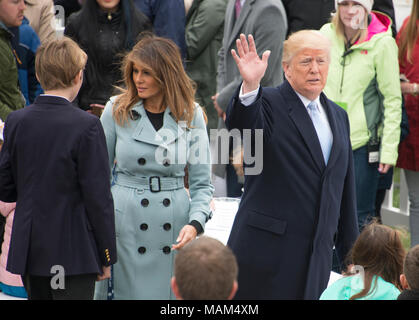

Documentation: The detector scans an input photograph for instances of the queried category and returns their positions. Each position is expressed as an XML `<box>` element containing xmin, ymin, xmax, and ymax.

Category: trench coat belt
<box><xmin>114</xmin><ymin>174</ymin><xmax>184</xmax><ymax>192</ymax></box>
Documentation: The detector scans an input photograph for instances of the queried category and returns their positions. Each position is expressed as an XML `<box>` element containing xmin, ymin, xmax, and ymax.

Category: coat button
<box><xmin>141</xmin><ymin>198</ymin><xmax>149</xmax><ymax>207</ymax></box>
<box><xmin>140</xmin><ymin>223</ymin><xmax>148</xmax><ymax>231</ymax></box>
<box><xmin>163</xmin><ymin>198</ymin><xmax>170</xmax><ymax>207</ymax></box>
<box><xmin>162</xmin><ymin>246</ymin><xmax>171</xmax><ymax>254</ymax></box>
<box><xmin>138</xmin><ymin>158</ymin><xmax>146</xmax><ymax>165</ymax></box>
<box><xmin>163</xmin><ymin>159</ymin><xmax>170</xmax><ymax>167</ymax></box>
<box><xmin>163</xmin><ymin>223</ymin><xmax>171</xmax><ymax>231</ymax></box>
<box><xmin>138</xmin><ymin>246</ymin><xmax>146</xmax><ymax>254</ymax></box>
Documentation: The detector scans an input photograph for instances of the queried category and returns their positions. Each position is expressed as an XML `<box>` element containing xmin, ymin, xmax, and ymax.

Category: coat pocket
<box><xmin>246</xmin><ymin>211</ymin><xmax>287</xmax><ymax>236</ymax></box>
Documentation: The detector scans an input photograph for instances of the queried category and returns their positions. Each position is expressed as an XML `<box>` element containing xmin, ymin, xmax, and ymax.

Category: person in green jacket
<box><xmin>185</xmin><ymin>0</ymin><xmax>228</xmax><ymax>131</ymax></box>
<box><xmin>320</xmin><ymin>222</ymin><xmax>405</xmax><ymax>300</ymax></box>
<box><xmin>320</xmin><ymin>0</ymin><xmax>402</xmax><ymax>231</ymax></box>
<box><xmin>0</xmin><ymin>0</ymin><xmax>26</xmax><ymax>121</ymax></box>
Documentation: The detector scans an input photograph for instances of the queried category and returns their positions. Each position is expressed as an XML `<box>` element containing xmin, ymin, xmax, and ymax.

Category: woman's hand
<box><xmin>231</xmin><ymin>34</ymin><xmax>270</xmax><ymax>94</ymax></box>
<box><xmin>172</xmin><ymin>225</ymin><xmax>197</xmax><ymax>250</ymax></box>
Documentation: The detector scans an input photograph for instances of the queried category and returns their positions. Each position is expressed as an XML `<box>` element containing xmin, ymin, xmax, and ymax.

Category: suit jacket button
<box><xmin>162</xmin><ymin>246</ymin><xmax>171</xmax><ymax>254</ymax></box>
<box><xmin>138</xmin><ymin>158</ymin><xmax>146</xmax><ymax>165</ymax></box>
<box><xmin>140</xmin><ymin>223</ymin><xmax>148</xmax><ymax>231</ymax></box>
<box><xmin>141</xmin><ymin>198</ymin><xmax>149</xmax><ymax>207</ymax></box>
<box><xmin>163</xmin><ymin>198</ymin><xmax>170</xmax><ymax>207</ymax></box>
<box><xmin>138</xmin><ymin>246</ymin><xmax>146</xmax><ymax>254</ymax></box>
<box><xmin>163</xmin><ymin>223</ymin><xmax>171</xmax><ymax>231</ymax></box>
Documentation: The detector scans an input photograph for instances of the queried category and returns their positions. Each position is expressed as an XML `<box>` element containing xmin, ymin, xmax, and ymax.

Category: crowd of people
<box><xmin>0</xmin><ymin>0</ymin><xmax>418</xmax><ymax>301</ymax></box>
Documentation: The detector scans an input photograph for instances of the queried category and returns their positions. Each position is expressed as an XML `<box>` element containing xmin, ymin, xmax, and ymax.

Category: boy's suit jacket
<box><xmin>0</xmin><ymin>95</ymin><xmax>116</xmax><ymax>276</ymax></box>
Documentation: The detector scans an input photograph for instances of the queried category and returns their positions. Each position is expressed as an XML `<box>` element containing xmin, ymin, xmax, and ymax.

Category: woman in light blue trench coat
<box><xmin>94</xmin><ymin>34</ymin><xmax>214</xmax><ymax>300</ymax></box>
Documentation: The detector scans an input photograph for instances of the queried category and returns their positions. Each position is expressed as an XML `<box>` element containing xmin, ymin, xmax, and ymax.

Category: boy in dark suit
<box><xmin>0</xmin><ymin>37</ymin><xmax>117</xmax><ymax>300</ymax></box>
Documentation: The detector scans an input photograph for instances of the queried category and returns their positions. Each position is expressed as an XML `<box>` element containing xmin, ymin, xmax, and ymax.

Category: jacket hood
<box><xmin>355</xmin><ymin>11</ymin><xmax>392</xmax><ymax>45</ymax></box>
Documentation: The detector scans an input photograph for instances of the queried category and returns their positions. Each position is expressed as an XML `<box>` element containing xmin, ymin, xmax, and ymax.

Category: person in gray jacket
<box><xmin>185</xmin><ymin>0</ymin><xmax>228</xmax><ymax>131</ymax></box>
<box><xmin>212</xmin><ymin>0</ymin><xmax>287</xmax><ymax>196</ymax></box>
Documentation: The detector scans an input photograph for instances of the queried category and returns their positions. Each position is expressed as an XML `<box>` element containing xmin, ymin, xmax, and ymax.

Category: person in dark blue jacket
<box><xmin>9</xmin><ymin>17</ymin><xmax>43</xmax><ymax>105</ymax></box>
<box><xmin>133</xmin><ymin>0</ymin><xmax>187</xmax><ymax>59</ymax></box>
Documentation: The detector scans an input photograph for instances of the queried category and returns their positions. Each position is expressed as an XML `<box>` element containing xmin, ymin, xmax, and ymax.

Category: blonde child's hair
<box><xmin>35</xmin><ymin>37</ymin><xmax>87</xmax><ymax>91</ymax></box>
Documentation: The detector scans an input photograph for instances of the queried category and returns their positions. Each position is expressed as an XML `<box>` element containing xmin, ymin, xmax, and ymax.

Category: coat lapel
<box><xmin>223</xmin><ymin>0</ymin><xmax>236</xmax><ymax>47</ymax></box>
<box><xmin>131</xmin><ymin>101</ymin><xmax>185</xmax><ymax>148</ymax></box>
<box><xmin>321</xmin><ymin>94</ymin><xmax>342</xmax><ymax>171</ymax></box>
<box><xmin>227</xmin><ymin>0</ymin><xmax>256</xmax><ymax>49</ymax></box>
<box><xmin>283</xmin><ymin>82</ymin><xmax>326</xmax><ymax>173</ymax></box>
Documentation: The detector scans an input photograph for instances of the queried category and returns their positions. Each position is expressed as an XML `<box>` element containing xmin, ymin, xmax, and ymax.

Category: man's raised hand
<box><xmin>231</xmin><ymin>34</ymin><xmax>270</xmax><ymax>94</ymax></box>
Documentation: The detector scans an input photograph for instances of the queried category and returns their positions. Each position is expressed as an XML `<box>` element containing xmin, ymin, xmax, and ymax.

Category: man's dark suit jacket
<box><xmin>0</xmin><ymin>95</ymin><xmax>116</xmax><ymax>277</ymax></box>
<box><xmin>226</xmin><ymin>81</ymin><xmax>359</xmax><ymax>299</ymax></box>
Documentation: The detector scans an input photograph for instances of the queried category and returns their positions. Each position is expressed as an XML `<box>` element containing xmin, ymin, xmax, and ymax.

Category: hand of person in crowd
<box><xmin>400</xmin><ymin>81</ymin><xmax>418</xmax><ymax>96</ymax></box>
<box><xmin>172</xmin><ymin>225</ymin><xmax>197</xmax><ymax>250</ymax></box>
<box><xmin>96</xmin><ymin>265</ymin><xmax>111</xmax><ymax>281</ymax></box>
<box><xmin>212</xmin><ymin>93</ymin><xmax>226</xmax><ymax>120</ymax></box>
<box><xmin>231</xmin><ymin>33</ymin><xmax>270</xmax><ymax>94</ymax></box>
<box><xmin>378</xmin><ymin>163</ymin><xmax>392</xmax><ymax>174</ymax></box>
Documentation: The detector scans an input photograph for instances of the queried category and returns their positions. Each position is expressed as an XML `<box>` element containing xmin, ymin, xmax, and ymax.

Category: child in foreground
<box><xmin>320</xmin><ymin>222</ymin><xmax>405</xmax><ymax>300</ymax></box>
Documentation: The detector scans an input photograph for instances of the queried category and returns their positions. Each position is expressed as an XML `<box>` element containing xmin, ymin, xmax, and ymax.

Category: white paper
<box><xmin>204</xmin><ymin>197</ymin><xmax>240</xmax><ymax>245</ymax></box>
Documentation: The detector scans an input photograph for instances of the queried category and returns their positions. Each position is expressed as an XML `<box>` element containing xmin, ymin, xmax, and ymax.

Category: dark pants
<box><xmin>22</xmin><ymin>273</ymin><xmax>96</xmax><ymax>300</ymax></box>
<box><xmin>353</xmin><ymin>146</ymin><xmax>380</xmax><ymax>232</ymax></box>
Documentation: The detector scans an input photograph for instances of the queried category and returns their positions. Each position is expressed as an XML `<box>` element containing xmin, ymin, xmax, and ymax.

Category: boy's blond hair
<box><xmin>35</xmin><ymin>37</ymin><xmax>87</xmax><ymax>91</ymax></box>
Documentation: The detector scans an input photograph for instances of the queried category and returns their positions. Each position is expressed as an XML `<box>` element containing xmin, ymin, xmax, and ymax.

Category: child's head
<box><xmin>348</xmin><ymin>222</ymin><xmax>405</xmax><ymax>298</ymax></box>
<box><xmin>35</xmin><ymin>37</ymin><xmax>87</xmax><ymax>91</ymax></box>
<box><xmin>401</xmin><ymin>245</ymin><xmax>419</xmax><ymax>290</ymax></box>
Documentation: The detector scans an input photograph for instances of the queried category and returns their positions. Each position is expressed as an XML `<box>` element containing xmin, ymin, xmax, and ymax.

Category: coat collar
<box><xmin>33</xmin><ymin>95</ymin><xmax>73</xmax><ymax>107</ymax></box>
<box><xmin>130</xmin><ymin>100</ymin><xmax>186</xmax><ymax>147</ymax></box>
<box><xmin>281</xmin><ymin>81</ymin><xmax>341</xmax><ymax>173</ymax></box>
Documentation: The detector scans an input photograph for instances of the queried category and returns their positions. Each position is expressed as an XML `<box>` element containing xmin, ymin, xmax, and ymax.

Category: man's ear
<box><xmin>228</xmin><ymin>280</ymin><xmax>238</xmax><ymax>300</ymax></box>
<box><xmin>282</xmin><ymin>61</ymin><xmax>290</xmax><ymax>79</ymax></box>
<box><xmin>171</xmin><ymin>276</ymin><xmax>183</xmax><ymax>300</ymax></box>
<box><xmin>400</xmin><ymin>274</ymin><xmax>409</xmax><ymax>290</ymax></box>
<box><xmin>72</xmin><ymin>69</ymin><xmax>83</xmax><ymax>86</ymax></box>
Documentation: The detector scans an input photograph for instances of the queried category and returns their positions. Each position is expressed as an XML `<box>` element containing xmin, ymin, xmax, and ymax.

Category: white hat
<box><xmin>336</xmin><ymin>0</ymin><xmax>373</xmax><ymax>13</ymax></box>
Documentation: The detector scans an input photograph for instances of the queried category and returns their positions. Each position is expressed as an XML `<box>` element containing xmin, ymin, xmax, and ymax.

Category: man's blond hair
<box><xmin>35</xmin><ymin>37</ymin><xmax>87</xmax><ymax>91</ymax></box>
<box><xmin>282</xmin><ymin>30</ymin><xmax>331</xmax><ymax>64</ymax></box>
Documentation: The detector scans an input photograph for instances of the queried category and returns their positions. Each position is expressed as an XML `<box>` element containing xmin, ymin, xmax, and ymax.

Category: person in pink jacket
<box><xmin>0</xmin><ymin>201</ymin><xmax>27</xmax><ymax>298</ymax></box>
<box><xmin>0</xmin><ymin>125</ymin><xmax>27</xmax><ymax>298</ymax></box>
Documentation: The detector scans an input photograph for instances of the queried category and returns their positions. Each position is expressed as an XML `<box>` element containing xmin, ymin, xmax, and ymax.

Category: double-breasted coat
<box><xmin>226</xmin><ymin>82</ymin><xmax>359</xmax><ymax>300</ymax></box>
<box><xmin>94</xmin><ymin>97</ymin><xmax>214</xmax><ymax>299</ymax></box>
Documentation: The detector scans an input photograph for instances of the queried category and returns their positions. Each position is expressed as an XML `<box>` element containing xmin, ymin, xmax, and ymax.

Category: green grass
<box><xmin>393</xmin><ymin>226</ymin><xmax>411</xmax><ymax>252</ymax></box>
<box><xmin>392</xmin><ymin>167</ymin><xmax>401</xmax><ymax>208</ymax></box>
<box><xmin>387</xmin><ymin>168</ymin><xmax>411</xmax><ymax>250</ymax></box>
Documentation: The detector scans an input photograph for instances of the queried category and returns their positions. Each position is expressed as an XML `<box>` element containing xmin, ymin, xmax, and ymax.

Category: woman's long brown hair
<box><xmin>113</xmin><ymin>33</ymin><xmax>196</xmax><ymax>127</ymax></box>
<box><xmin>398</xmin><ymin>0</ymin><xmax>419</xmax><ymax>65</ymax></box>
<box><xmin>347</xmin><ymin>222</ymin><xmax>405</xmax><ymax>300</ymax></box>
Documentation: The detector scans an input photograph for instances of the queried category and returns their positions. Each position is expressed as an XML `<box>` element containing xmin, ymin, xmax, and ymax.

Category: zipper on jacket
<box><xmin>339</xmin><ymin>37</ymin><xmax>358</xmax><ymax>95</ymax></box>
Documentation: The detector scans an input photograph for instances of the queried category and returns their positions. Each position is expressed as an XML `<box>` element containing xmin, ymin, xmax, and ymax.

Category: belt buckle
<box><xmin>149</xmin><ymin>176</ymin><xmax>161</xmax><ymax>192</ymax></box>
